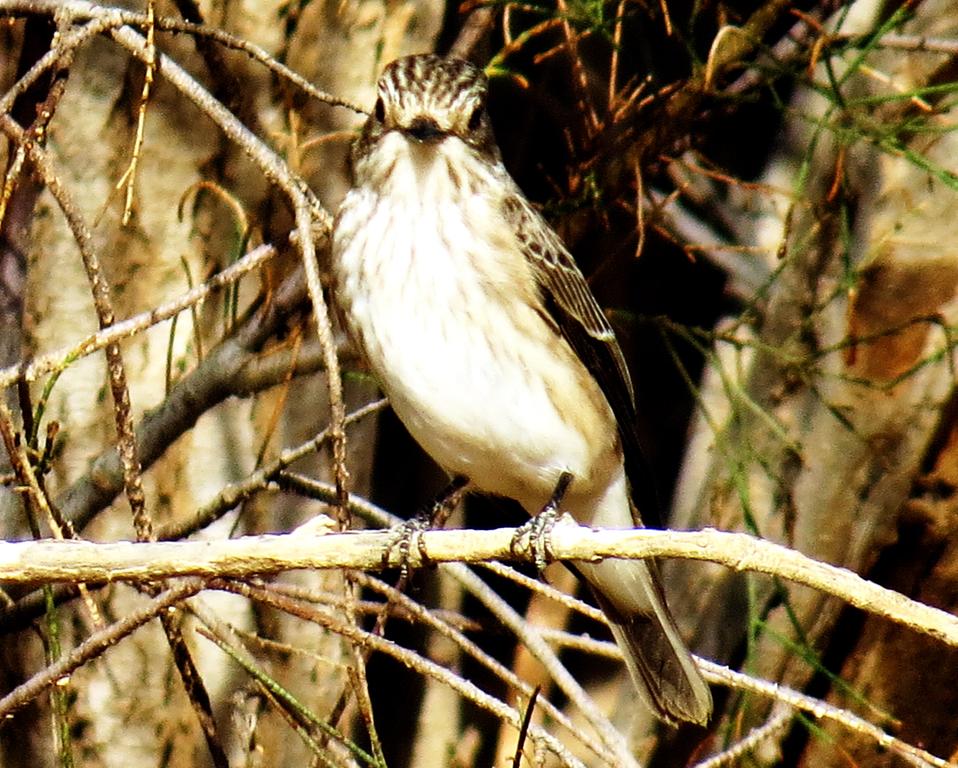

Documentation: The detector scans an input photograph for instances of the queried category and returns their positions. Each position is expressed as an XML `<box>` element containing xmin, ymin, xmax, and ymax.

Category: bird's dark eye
<box><xmin>374</xmin><ymin>97</ymin><xmax>385</xmax><ymax>122</ymax></box>
<box><xmin>467</xmin><ymin>105</ymin><xmax>483</xmax><ymax>131</ymax></box>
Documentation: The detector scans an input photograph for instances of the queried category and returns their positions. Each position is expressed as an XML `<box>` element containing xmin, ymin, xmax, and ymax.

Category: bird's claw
<box><xmin>383</xmin><ymin>515</ymin><xmax>433</xmax><ymax>586</ymax></box>
<box><xmin>512</xmin><ymin>471</ymin><xmax>573</xmax><ymax>574</ymax></box>
<box><xmin>511</xmin><ymin>503</ymin><xmax>559</xmax><ymax>574</ymax></box>
<box><xmin>383</xmin><ymin>475</ymin><xmax>468</xmax><ymax>587</ymax></box>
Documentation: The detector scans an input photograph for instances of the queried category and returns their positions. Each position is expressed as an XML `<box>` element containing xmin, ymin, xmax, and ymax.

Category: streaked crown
<box><xmin>353</xmin><ymin>54</ymin><xmax>498</xmax><ymax>165</ymax></box>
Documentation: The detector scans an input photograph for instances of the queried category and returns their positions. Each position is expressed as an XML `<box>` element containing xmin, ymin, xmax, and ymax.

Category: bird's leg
<box><xmin>511</xmin><ymin>471</ymin><xmax>573</xmax><ymax>573</ymax></box>
<box><xmin>426</xmin><ymin>474</ymin><xmax>470</xmax><ymax>530</ymax></box>
<box><xmin>385</xmin><ymin>474</ymin><xmax>469</xmax><ymax>585</ymax></box>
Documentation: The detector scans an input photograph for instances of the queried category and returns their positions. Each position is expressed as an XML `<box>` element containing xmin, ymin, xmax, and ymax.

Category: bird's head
<box><xmin>352</xmin><ymin>54</ymin><xmax>499</xmax><ymax>172</ymax></box>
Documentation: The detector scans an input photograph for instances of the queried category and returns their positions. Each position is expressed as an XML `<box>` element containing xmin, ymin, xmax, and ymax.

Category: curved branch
<box><xmin>55</xmin><ymin>267</ymin><xmax>316</xmax><ymax>532</ymax></box>
<box><xmin>0</xmin><ymin>524</ymin><xmax>955</xmax><ymax>650</ymax></box>
<box><xmin>0</xmin><ymin>243</ymin><xmax>277</xmax><ymax>390</ymax></box>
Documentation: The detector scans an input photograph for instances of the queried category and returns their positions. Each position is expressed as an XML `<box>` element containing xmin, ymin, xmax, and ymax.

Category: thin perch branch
<box><xmin>0</xmin><ymin>524</ymin><xmax>955</xmax><ymax>649</ymax></box>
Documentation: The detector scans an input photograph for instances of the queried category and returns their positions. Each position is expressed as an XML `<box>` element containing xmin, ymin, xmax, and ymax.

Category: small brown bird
<box><xmin>332</xmin><ymin>53</ymin><xmax>711</xmax><ymax>725</ymax></box>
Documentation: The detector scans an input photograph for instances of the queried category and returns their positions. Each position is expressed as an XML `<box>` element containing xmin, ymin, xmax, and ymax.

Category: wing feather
<box><xmin>504</xmin><ymin>194</ymin><xmax>662</xmax><ymax>528</ymax></box>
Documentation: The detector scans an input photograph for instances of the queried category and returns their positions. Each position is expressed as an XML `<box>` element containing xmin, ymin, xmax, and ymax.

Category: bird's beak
<box><xmin>404</xmin><ymin>116</ymin><xmax>445</xmax><ymax>143</ymax></box>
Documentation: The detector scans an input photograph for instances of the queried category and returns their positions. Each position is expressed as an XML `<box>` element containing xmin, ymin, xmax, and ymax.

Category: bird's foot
<box><xmin>511</xmin><ymin>471</ymin><xmax>573</xmax><ymax>574</ymax></box>
<box><xmin>383</xmin><ymin>475</ymin><xmax>469</xmax><ymax>586</ymax></box>
<box><xmin>383</xmin><ymin>516</ymin><xmax>431</xmax><ymax>587</ymax></box>
<box><xmin>511</xmin><ymin>508</ymin><xmax>557</xmax><ymax>574</ymax></box>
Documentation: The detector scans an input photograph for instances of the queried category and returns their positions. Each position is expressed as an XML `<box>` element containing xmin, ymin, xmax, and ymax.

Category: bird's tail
<box><xmin>576</xmin><ymin>556</ymin><xmax>712</xmax><ymax>725</ymax></box>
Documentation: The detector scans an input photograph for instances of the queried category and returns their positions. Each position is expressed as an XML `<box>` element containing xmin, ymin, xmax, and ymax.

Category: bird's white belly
<box><xmin>334</xmin><ymin>188</ymin><xmax>619</xmax><ymax>508</ymax></box>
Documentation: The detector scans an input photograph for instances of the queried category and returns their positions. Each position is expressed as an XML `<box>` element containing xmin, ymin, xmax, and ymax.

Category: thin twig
<box><xmin>220</xmin><ymin>579</ymin><xmax>590</xmax><ymax>768</ymax></box>
<box><xmin>0</xmin><ymin>0</ymin><xmax>366</xmax><ymax>113</ymax></box>
<box><xmin>0</xmin><ymin>579</ymin><xmax>207</xmax><ymax>718</ymax></box>
<box><xmin>0</xmin><ymin>243</ymin><xmax>276</xmax><ymax>391</ymax></box>
<box><xmin>349</xmin><ymin>572</ymin><xmax>613</xmax><ymax>764</ymax></box>
<box><xmin>692</xmin><ymin>706</ymin><xmax>792</xmax><ymax>768</ymax></box>
<box><xmin>699</xmin><ymin>662</ymin><xmax>950</xmax><ymax>768</ymax></box>
<box><xmin>158</xmin><ymin>398</ymin><xmax>386</xmax><ymax>541</ymax></box>
<box><xmin>117</xmin><ymin>0</ymin><xmax>155</xmax><ymax>225</ymax></box>
<box><xmin>0</xmin><ymin>402</ymin><xmax>61</xmax><ymax>538</ymax></box>
<box><xmin>451</xmin><ymin>560</ymin><xmax>639</xmax><ymax>767</ymax></box>
<box><xmin>97</xmin><ymin>9</ymin><xmax>351</xmax><ymax>524</ymax></box>
<box><xmin>48</xmin><ymin>267</ymin><xmax>313</xmax><ymax>534</ymax></box>
<box><xmin>0</xmin><ymin>113</ymin><xmax>152</xmax><ymax>540</ymax></box>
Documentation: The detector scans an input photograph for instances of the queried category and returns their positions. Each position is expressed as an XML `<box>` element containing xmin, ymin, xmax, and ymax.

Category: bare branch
<box><xmin>0</xmin><ymin>242</ymin><xmax>277</xmax><ymax>391</ymax></box>
<box><xmin>0</xmin><ymin>579</ymin><xmax>206</xmax><ymax>718</ymax></box>
<box><xmin>0</xmin><ymin>111</ymin><xmax>151</xmax><ymax>538</ymax></box>
<box><xmin>55</xmin><ymin>266</ymin><xmax>314</xmax><ymax>533</ymax></box>
<box><xmin>218</xmin><ymin>578</ymin><xmax>591</xmax><ymax>768</ymax></box>
<box><xmin>0</xmin><ymin>524</ymin><xmax>955</xmax><ymax>650</ymax></box>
